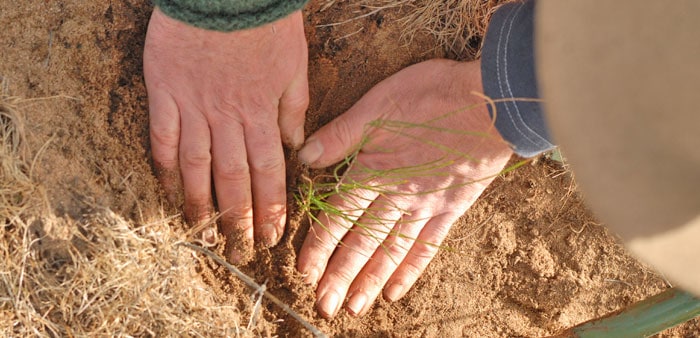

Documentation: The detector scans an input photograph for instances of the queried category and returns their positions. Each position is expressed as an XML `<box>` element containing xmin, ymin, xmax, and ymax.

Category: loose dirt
<box><xmin>1</xmin><ymin>0</ymin><xmax>698</xmax><ymax>336</ymax></box>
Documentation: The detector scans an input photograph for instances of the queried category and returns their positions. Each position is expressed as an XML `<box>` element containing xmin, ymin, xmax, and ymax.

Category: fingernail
<box><xmin>298</xmin><ymin>138</ymin><xmax>323</xmax><ymax>165</ymax></box>
<box><xmin>228</xmin><ymin>249</ymin><xmax>243</xmax><ymax>264</ymax></box>
<box><xmin>346</xmin><ymin>292</ymin><xmax>367</xmax><ymax>317</ymax></box>
<box><xmin>261</xmin><ymin>223</ymin><xmax>279</xmax><ymax>247</ymax></box>
<box><xmin>384</xmin><ymin>283</ymin><xmax>404</xmax><ymax>302</ymax></box>
<box><xmin>292</xmin><ymin>126</ymin><xmax>305</xmax><ymax>149</ymax></box>
<box><xmin>302</xmin><ymin>268</ymin><xmax>319</xmax><ymax>285</ymax></box>
<box><xmin>201</xmin><ymin>227</ymin><xmax>218</xmax><ymax>247</ymax></box>
<box><xmin>318</xmin><ymin>291</ymin><xmax>341</xmax><ymax>318</ymax></box>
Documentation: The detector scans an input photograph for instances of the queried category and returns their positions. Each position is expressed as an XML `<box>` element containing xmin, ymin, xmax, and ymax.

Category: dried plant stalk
<box><xmin>364</xmin><ymin>0</ymin><xmax>511</xmax><ymax>59</ymax></box>
<box><xmin>0</xmin><ymin>94</ymin><xmax>254</xmax><ymax>337</ymax></box>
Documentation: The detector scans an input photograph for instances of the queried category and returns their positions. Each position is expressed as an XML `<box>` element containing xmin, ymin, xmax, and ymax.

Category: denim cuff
<box><xmin>481</xmin><ymin>0</ymin><xmax>554</xmax><ymax>157</ymax></box>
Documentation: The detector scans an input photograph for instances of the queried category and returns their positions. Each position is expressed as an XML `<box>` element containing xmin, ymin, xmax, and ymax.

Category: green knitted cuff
<box><xmin>153</xmin><ymin>0</ymin><xmax>308</xmax><ymax>32</ymax></box>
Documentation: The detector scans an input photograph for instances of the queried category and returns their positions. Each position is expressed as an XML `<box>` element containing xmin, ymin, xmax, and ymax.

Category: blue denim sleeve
<box><xmin>481</xmin><ymin>0</ymin><xmax>554</xmax><ymax>158</ymax></box>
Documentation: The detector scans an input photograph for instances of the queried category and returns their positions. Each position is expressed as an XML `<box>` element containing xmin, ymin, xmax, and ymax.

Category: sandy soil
<box><xmin>1</xmin><ymin>0</ymin><xmax>698</xmax><ymax>336</ymax></box>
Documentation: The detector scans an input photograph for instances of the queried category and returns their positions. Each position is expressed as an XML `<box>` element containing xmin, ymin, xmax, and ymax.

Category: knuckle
<box><xmin>328</xmin><ymin>269</ymin><xmax>356</xmax><ymax>286</ymax></box>
<box><xmin>150</xmin><ymin>124</ymin><xmax>180</xmax><ymax>149</ymax></box>
<box><xmin>209</xmin><ymin>93</ymin><xmax>272</xmax><ymax>123</ymax></box>
<box><xmin>329</xmin><ymin>118</ymin><xmax>356</xmax><ymax>151</ymax></box>
<box><xmin>352</xmin><ymin>233</ymin><xmax>380</xmax><ymax>254</ymax></box>
<box><xmin>401</xmin><ymin>259</ymin><xmax>426</xmax><ymax>279</ymax></box>
<box><xmin>410</xmin><ymin>242</ymin><xmax>439</xmax><ymax>260</ymax></box>
<box><xmin>210</xmin><ymin>89</ymin><xmax>240</xmax><ymax>112</ymax></box>
<box><xmin>214</xmin><ymin>162</ymin><xmax>250</xmax><ymax>184</ymax></box>
<box><xmin>257</xmin><ymin>204</ymin><xmax>286</xmax><ymax>223</ymax></box>
<box><xmin>250</xmin><ymin>155</ymin><xmax>284</xmax><ymax>174</ymax></box>
<box><xmin>180</xmin><ymin>147</ymin><xmax>211</xmax><ymax>169</ymax></box>
<box><xmin>360</xmin><ymin>270</ymin><xmax>385</xmax><ymax>288</ymax></box>
<box><xmin>386</xmin><ymin>238</ymin><xmax>411</xmax><ymax>259</ymax></box>
<box><xmin>284</xmin><ymin>91</ymin><xmax>310</xmax><ymax>113</ymax></box>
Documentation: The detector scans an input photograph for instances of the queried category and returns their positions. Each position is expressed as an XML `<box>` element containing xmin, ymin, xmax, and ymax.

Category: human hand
<box><xmin>296</xmin><ymin>59</ymin><xmax>514</xmax><ymax>318</ymax></box>
<box><xmin>144</xmin><ymin>8</ymin><xmax>309</xmax><ymax>262</ymax></box>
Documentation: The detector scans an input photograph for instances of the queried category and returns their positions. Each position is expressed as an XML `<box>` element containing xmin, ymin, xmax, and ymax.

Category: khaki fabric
<box><xmin>536</xmin><ymin>1</ymin><xmax>700</xmax><ymax>294</ymax></box>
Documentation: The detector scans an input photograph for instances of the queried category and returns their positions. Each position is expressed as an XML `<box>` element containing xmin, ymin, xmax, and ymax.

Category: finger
<box><xmin>314</xmin><ymin>196</ymin><xmax>407</xmax><ymax>318</ymax></box>
<box><xmin>244</xmin><ymin>115</ymin><xmax>287</xmax><ymax>247</ymax></box>
<box><xmin>297</xmin><ymin>187</ymin><xmax>379</xmax><ymax>287</ymax></box>
<box><xmin>278</xmin><ymin>56</ymin><xmax>309</xmax><ymax>149</ymax></box>
<box><xmin>383</xmin><ymin>212</ymin><xmax>460</xmax><ymax>302</ymax></box>
<box><xmin>344</xmin><ymin>209</ymin><xmax>430</xmax><ymax>317</ymax></box>
<box><xmin>298</xmin><ymin>85</ymin><xmax>393</xmax><ymax>168</ymax></box>
<box><xmin>178</xmin><ymin>106</ymin><xmax>215</xmax><ymax>238</ymax></box>
<box><xmin>210</xmin><ymin>118</ymin><xmax>254</xmax><ymax>263</ymax></box>
<box><xmin>147</xmin><ymin>87</ymin><xmax>182</xmax><ymax>207</ymax></box>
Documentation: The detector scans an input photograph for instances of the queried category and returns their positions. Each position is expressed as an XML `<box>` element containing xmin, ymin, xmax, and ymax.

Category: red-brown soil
<box><xmin>1</xmin><ymin>0</ymin><xmax>698</xmax><ymax>336</ymax></box>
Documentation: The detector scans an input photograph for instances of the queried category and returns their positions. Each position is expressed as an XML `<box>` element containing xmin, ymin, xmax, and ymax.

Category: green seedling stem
<box><xmin>296</xmin><ymin>98</ymin><xmax>529</xmax><ymax>263</ymax></box>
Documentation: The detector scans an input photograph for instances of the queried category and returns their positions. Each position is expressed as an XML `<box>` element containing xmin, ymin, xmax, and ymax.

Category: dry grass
<box><xmin>331</xmin><ymin>0</ymin><xmax>510</xmax><ymax>59</ymax></box>
<box><xmin>0</xmin><ymin>94</ymin><xmax>253</xmax><ymax>336</ymax></box>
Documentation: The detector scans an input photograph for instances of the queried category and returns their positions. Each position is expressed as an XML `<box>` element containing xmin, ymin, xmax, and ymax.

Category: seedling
<box><xmin>296</xmin><ymin>96</ymin><xmax>529</xmax><ymax>261</ymax></box>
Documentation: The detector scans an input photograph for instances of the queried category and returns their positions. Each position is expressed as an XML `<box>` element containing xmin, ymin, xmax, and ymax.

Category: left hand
<box><xmin>143</xmin><ymin>9</ymin><xmax>308</xmax><ymax>262</ymax></box>
<box><xmin>296</xmin><ymin>59</ymin><xmax>514</xmax><ymax>318</ymax></box>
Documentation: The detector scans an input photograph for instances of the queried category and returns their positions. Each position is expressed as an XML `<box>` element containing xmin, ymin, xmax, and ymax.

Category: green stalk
<box><xmin>296</xmin><ymin>103</ymin><xmax>529</xmax><ymax>263</ymax></box>
<box><xmin>561</xmin><ymin>288</ymin><xmax>700</xmax><ymax>338</ymax></box>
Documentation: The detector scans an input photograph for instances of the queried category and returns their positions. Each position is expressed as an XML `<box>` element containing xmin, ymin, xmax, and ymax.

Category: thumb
<box><xmin>299</xmin><ymin>86</ymin><xmax>393</xmax><ymax>168</ymax></box>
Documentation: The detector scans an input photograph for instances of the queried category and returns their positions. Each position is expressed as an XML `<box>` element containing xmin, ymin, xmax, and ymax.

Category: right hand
<box><xmin>143</xmin><ymin>8</ymin><xmax>309</xmax><ymax>263</ymax></box>
<box><xmin>296</xmin><ymin>59</ymin><xmax>514</xmax><ymax>317</ymax></box>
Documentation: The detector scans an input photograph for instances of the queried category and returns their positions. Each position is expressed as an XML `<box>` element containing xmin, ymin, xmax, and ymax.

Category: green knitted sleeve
<box><xmin>153</xmin><ymin>0</ymin><xmax>308</xmax><ymax>31</ymax></box>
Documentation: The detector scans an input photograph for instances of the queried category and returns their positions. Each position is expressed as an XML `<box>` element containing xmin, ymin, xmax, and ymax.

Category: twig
<box><xmin>316</xmin><ymin>1</ymin><xmax>409</xmax><ymax>28</ymax></box>
<box><xmin>334</xmin><ymin>27</ymin><xmax>364</xmax><ymax>42</ymax></box>
<box><xmin>179</xmin><ymin>242</ymin><xmax>327</xmax><ymax>338</ymax></box>
<box><xmin>248</xmin><ymin>280</ymin><xmax>266</xmax><ymax>331</ymax></box>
